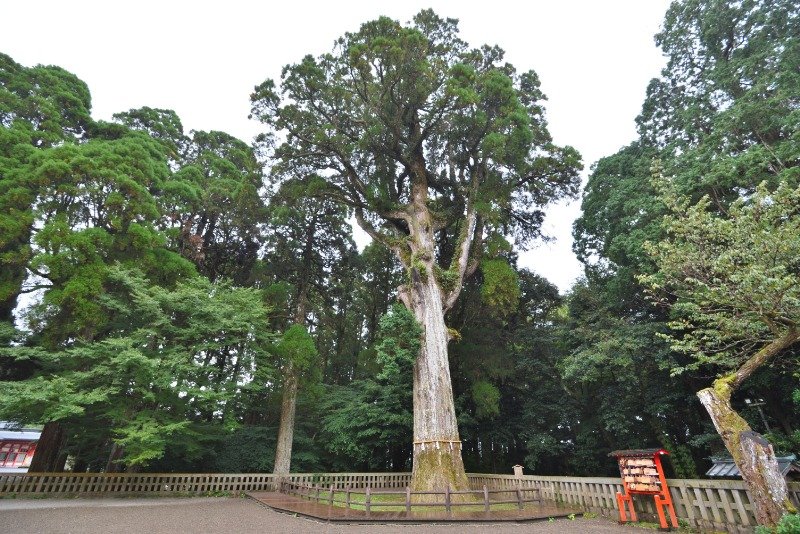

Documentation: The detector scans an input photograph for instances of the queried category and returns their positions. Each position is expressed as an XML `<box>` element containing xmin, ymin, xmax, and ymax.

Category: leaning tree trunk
<box><xmin>273</xmin><ymin>361</ymin><xmax>298</xmax><ymax>476</ymax></box>
<box><xmin>696</xmin><ymin>329</ymin><xmax>800</xmax><ymax>526</ymax></box>
<box><xmin>28</xmin><ymin>421</ymin><xmax>66</xmax><ymax>472</ymax></box>
<box><xmin>698</xmin><ymin>381</ymin><xmax>795</xmax><ymax>526</ymax></box>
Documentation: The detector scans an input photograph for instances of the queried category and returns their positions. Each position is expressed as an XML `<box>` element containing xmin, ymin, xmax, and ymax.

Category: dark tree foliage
<box><xmin>2</xmin><ymin>0</ymin><xmax>796</xmax><ymax>490</ymax></box>
<box><xmin>569</xmin><ymin>0</ymin><xmax>800</xmax><ymax>498</ymax></box>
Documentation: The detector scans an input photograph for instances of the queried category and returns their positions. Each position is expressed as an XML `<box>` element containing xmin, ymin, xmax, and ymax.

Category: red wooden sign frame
<box><xmin>609</xmin><ymin>448</ymin><xmax>678</xmax><ymax>530</ymax></box>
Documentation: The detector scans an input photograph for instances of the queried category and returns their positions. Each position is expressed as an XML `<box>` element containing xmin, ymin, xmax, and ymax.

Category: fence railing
<box><xmin>2</xmin><ymin>471</ymin><xmax>799</xmax><ymax>532</ymax></box>
<box><xmin>279</xmin><ymin>479</ymin><xmax>541</xmax><ymax>514</ymax></box>
<box><xmin>0</xmin><ymin>472</ymin><xmax>410</xmax><ymax>495</ymax></box>
<box><xmin>470</xmin><ymin>473</ymin><xmax>800</xmax><ymax>533</ymax></box>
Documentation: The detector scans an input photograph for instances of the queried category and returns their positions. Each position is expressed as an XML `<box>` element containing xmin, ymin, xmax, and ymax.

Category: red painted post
<box><xmin>616</xmin><ymin>492</ymin><xmax>628</xmax><ymax>523</ymax></box>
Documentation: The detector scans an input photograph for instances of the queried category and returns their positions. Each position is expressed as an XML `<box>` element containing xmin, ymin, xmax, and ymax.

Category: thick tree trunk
<box><xmin>28</xmin><ymin>421</ymin><xmax>66</xmax><ymax>472</ymax></box>
<box><xmin>408</xmin><ymin>269</ymin><xmax>469</xmax><ymax>491</ymax></box>
<box><xmin>697</xmin><ymin>384</ymin><xmax>794</xmax><ymax>525</ymax></box>
<box><xmin>105</xmin><ymin>442</ymin><xmax>125</xmax><ymax>473</ymax></box>
<box><xmin>72</xmin><ymin>456</ymin><xmax>88</xmax><ymax>473</ymax></box>
<box><xmin>273</xmin><ymin>361</ymin><xmax>298</xmax><ymax>475</ymax></box>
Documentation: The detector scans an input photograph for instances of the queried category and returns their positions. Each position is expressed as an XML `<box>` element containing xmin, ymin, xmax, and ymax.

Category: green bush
<box><xmin>755</xmin><ymin>513</ymin><xmax>800</xmax><ymax>534</ymax></box>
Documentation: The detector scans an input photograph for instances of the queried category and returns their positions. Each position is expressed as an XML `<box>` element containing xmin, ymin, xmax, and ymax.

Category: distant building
<box><xmin>0</xmin><ymin>422</ymin><xmax>41</xmax><ymax>472</ymax></box>
<box><xmin>706</xmin><ymin>455</ymin><xmax>800</xmax><ymax>481</ymax></box>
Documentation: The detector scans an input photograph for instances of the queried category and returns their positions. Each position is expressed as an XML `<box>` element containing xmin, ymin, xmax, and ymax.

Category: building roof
<box><xmin>0</xmin><ymin>421</ymin><xmax>41</xmax><ymax>441</ymax></box>
<box><xmin>706</xmin><ymin>455</ymin><xmax>800</xmax><ymax>478</ymax></box>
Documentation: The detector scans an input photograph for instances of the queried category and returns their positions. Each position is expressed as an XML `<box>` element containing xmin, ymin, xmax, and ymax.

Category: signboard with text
<box><xmin>609</xmin><ymin>448</ymin><xmax>678</xmax><ymax>530</ymax></box>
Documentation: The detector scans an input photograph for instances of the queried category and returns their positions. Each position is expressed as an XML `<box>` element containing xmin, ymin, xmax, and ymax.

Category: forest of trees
<box><xmin>1</xmin><ymin>0</ymin><xmax>799</xmax><ymax>520</ymax></box>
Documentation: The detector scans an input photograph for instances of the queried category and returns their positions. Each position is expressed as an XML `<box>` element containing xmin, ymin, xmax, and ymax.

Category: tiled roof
<box><xmin>706</xmin><ymin>455</ymin><xmax>800</xmax><ymax>478</ymax></box>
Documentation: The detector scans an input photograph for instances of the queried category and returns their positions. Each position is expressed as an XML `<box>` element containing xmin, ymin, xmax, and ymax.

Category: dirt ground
<box><xmin>0</xmin><ymin>496</ymin><xmax>652</xmax><ymax>533</ymax></box>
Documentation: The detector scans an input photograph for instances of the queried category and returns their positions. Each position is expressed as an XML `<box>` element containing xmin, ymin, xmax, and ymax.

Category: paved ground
<box><xmin>0</xmin><ymin>497</ymin><xmax>648</xmax><ymax>533</ymax></box>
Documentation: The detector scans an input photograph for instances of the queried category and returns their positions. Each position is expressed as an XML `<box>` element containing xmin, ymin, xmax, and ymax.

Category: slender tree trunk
<box><xmin>273</xmin><ymin>361</ymin><xmax>299</xmax><ymax>475</ymax></box>
<box><xmin>272</xmin><ymin>264</ymin><xmax>311</xmax><ymax>476</ymax></box>
<box><xmin>72</xmin><ymin>456</ymin><xmax>88</xmax><ymax>473</ymax></box>
<box><xmin>28</xmin><ymin>421</ymin><xmax>66</xmax><ymax>472</ymax></box>
<box><xmin>105</xmin><ymin>442</ymin><xmax>125</xmax><ymax>473</ymax></box>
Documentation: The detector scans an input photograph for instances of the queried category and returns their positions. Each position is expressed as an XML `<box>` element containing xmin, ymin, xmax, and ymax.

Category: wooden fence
<box><xmin>470</xmin><ymin>473</ymin><xmax>800</xmax><ymax>533</ymax></box>
<box><xmin>2</xmin><ymin>471</ymin><xmax>799</xmax><ymax>532</ymax></box>
<box><xmin>280</xmin><ymin>479</ymin><xmax>542</xmax><ymax>513</ymax></box>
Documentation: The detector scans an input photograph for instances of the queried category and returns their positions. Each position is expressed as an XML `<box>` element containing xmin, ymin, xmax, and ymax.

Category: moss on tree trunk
<box><xmin>408</xmin><ymin>264</ymin><xmax>469</xmax><ymax>491</ymax></box>
<box><xmin>411</xmin><ymin>444</ymin><xmax>470</xmax><ymax>495</ymax></box>
<box><xmin>698</xmin><ymin>377</ymin><xmax>796</xmax><ymax>526</ymax></box>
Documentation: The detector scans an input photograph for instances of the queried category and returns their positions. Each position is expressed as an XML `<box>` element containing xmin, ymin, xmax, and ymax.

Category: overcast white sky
<box><xmin>1</xmin><ymin>0</ymin><xmax>672</xmax><ymax>292</ymax></box>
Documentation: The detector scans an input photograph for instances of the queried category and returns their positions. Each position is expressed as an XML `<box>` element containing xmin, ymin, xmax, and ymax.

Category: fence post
<box><xmin>329</xmin><ymin>484</ymin><xmax>334</xmax><ymax>506</ymax></box>
<box><xmin>366</xmin><ymin>486</ymin><xmax>371</xmax><ymax>516</ymax></box>
<box><xmin>484</xmin><ymin>484</ymin><xmax>490</xmax><ymax>512</ymax></box>
<box><xmin>516</xmin><ymin>487</ymin><xmax>523</xmax><ymax>510</ymax></box>
<box><xmin>315</xmin><ymin>484</ymin><xmax>320</xmax><ymax>503</ymax></box>
<box><xmin>346</xmin><ymin>486</ymin><xmax>351</xmax><ymax>509</ymax></box>
<box><xmin>405</xmin><ymin>486</ymin><xmax>411</xmax><ymax>513</ymax></box>
<box><xmin>445</xmin><ymin>484</ymin><xmax>451</xmax><ymax>513</ymax></box>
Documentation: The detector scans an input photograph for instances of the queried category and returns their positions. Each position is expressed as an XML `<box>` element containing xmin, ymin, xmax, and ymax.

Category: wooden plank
<box><xmin>730</xmin><ymin>487</ymin><xmax>752</xmax><ymax>527</ymax></box>
<box><xmin>705</xmin><ymin>487</ymin><xmax>723</xmax><ymax>525</ymax></box>
<box><xmin>693</xmin><ymin>486</ymin><xmax>710</xmax><ymax>523</ymax></box>
<box><xmin>716</xmin><ymin>486</ymin><xmax>737</xmax><ymax>526</ymax></box>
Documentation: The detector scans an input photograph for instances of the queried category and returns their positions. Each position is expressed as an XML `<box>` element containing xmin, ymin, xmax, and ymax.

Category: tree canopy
<box><xmin>1</xmin><ymin>4</ymin><xmax>800</xmax><ymax>527</ymax></box>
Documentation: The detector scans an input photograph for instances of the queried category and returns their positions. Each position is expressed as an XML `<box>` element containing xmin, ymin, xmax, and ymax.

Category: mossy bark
<box><xmin>696</xmin><ymin>328</ymin><xmax>800</xmax><ymax>528</ymax></box>
<box><xmin>404</xmin><ymin>149</ymin><xmax>471</xmax><ymax>492</ymax></box>
<box><xmin>408</xmin><ymin>270</ymin><xmax>469</xmax><ymax>491</ymax></box>
<box><xmin>411</xmin><ymin>444</ymin><xmax>470</xmax><ymax>496</ymax></box>
<box><xmin>697</xmin><ymin>381</ymin><xmax>794</xmax><ymax>526</ymax></box>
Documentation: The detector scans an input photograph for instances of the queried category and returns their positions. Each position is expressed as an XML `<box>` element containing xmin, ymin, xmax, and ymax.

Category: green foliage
<box><xmin>275</xmin><ymin>324</ymin><xmax>318</xmax><ymax>372</ymax></box>
<box><xmin>375</xmin><ymin>304</ymin><xmax>421</xmax><ymax>380</ymax></box>
<box><xmin>470</xmin><ymin>380</ymin><xmax>500</xmax><ymax>419</ymax></box>
<box><xmin>251</xmin><ymin>8</ymin><xmax>581</xmax><ymax>288</ymax></box>
<box><xmin>214</xmin><ymin>426</ymin><xmax>276</xmax><ymax>473</ymax></box>
<box><xmin>639</xmin><ymin>0</ymin><xmax>800</xmax><ymax>201</ymax></box>
<box><xmin>0</xmin><ymin>266</ymin><xmax>271</xmax><ymax>467</ymax></box>
<box><xmin>480</xmin><ymin>258</ymin><xmax>520</xmax><ymax>316</ymax></box>
<box><xmin>567</xmin><ymin>0</ymin><xmax>800</xmax><ymax>477</ymax></box>
<box><xmin>318</xmin><ymin>305</ymin><xmax>417</xmax><ymax>470</ymax></box>
<box><xmin>642</xmin><ymin>180</ymin><xmax>800</xmax><ymax>374</ymax></box>
<box><xmin>0</xmin><ymin>54</ymin><xmax>93</xmax><ymax>321</ymax></box>
<box><xmin>115</xmin><ymin>109</ymin><xmax>267</xmax><ymax>284</ymax></box>
<box><xmin>755</xmin><ymin>513</ymin><xmax>800</xmax><ymax>534</ymax></box>
<box><xmin>433</xmin><ymin>265</ymin><xmax>459</xmax><ymax>294</ymax></box>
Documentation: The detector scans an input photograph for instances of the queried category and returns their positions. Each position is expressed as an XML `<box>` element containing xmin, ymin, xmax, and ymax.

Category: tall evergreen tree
<box><xmin>251</xmin><ymin>9</ymin><xmax>580</xmax><ymax>489</ymax></box>
<box><xmin>260</xmin><ymin>175</ymin><xmax>353</xmax><ymax>474</ymax></box>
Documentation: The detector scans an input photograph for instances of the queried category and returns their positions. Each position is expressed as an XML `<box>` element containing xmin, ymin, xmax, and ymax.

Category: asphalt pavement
<box><xmin>0</xmin><ymin>496</ymin><xmax>647</xmax><ymax>533</ymax></box>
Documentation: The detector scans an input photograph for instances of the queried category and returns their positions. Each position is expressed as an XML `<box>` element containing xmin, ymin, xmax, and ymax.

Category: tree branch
<box><xmin>443</xmin><ymin>197</ymin><xmax>478</xmax><ymax>312</ymax></box>
<box><xmin>728</xmin><ymin>327</ymin><xmax>800</xmax><ymax>392</ymax></box>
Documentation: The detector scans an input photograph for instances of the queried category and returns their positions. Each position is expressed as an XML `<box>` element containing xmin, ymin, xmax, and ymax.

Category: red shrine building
<box><xmin>0</xmin><ymin>422</ymin><xmax>41</xmax><ymax>472</ymax></box>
